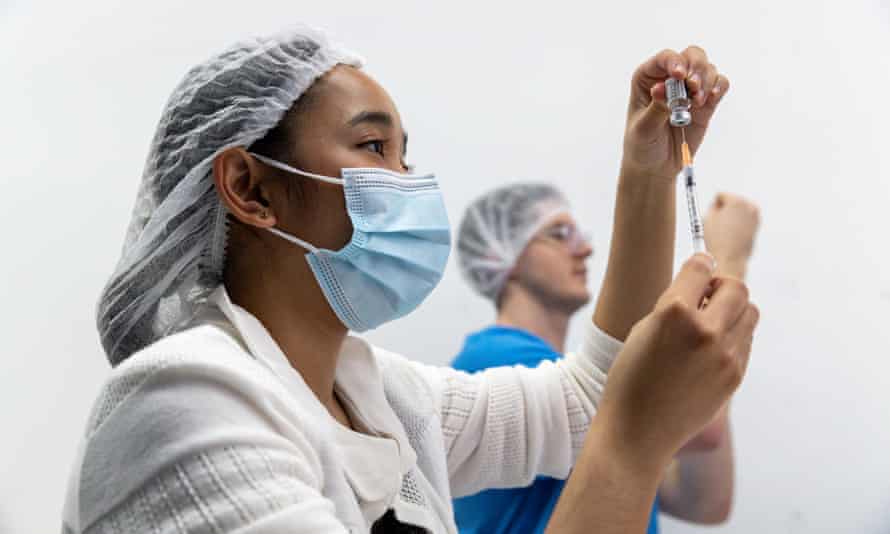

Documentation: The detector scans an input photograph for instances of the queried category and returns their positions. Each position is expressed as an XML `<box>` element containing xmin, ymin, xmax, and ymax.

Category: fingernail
<box><xmin>712</xmin><ymin>85</ymin><xmax>721</xmax><ymax>95</ymax></box>
<box><xmin>690</xmin><ymin>73</ymin><xmax>701</xmax><ymax>86</ymax></box>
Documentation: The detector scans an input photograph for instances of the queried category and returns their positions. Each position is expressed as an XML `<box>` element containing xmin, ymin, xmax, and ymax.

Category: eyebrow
<box><xmin>547</xmin><ymin>221</ymin><xmax>575</xmax><ymax>230</ymax></box>
<box><xmin>348</xmin><ymin>110</ymin><xmax>393</xmax><ymax>128</ymax></box>
<box><xmin>347</xmin><ymin>110</ymin><xmax>409</xmax><ymax>156</ymax></box>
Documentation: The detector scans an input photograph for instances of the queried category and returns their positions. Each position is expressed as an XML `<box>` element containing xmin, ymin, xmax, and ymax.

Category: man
<box><xmin>453</xmin><ymin>185</ymin><xmax>761</xmax><ymax>534</ymax></box>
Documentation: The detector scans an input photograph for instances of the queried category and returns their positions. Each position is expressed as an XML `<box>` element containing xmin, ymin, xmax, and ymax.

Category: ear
<box><xmin>212</xmin><ymin>147</ymin><xmax>278</xmax><ymax>229</ymax></box>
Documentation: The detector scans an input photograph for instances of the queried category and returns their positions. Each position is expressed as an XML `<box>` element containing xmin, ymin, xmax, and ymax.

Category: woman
<box><xmin>63</xmin><ymin>27</ymin><xmax>758</xmax><ymax>533</ymax></box>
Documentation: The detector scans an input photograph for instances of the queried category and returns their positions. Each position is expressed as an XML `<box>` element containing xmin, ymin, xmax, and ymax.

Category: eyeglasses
<box><xmin>537</xmin><ymin>223</ymin><xmax>592</xmax><ymax>253</ymax></box>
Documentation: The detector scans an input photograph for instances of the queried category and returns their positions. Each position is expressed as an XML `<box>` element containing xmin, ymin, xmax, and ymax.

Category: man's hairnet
<box><xmin>457</xmin><ymin>183</ymin><xmax>571</xmax><ymax>302</ymax></box>
<box><xmin>97</xmin><ymin>27</ymin><xmax>363</xmax><ymax>365</ymax></box>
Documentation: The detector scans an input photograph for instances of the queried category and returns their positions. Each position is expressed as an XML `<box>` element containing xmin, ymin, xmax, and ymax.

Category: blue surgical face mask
<box><xmin>249</xmin><ymin>153</ymin><xmax>451</xmax><ymax>332</ymax></box>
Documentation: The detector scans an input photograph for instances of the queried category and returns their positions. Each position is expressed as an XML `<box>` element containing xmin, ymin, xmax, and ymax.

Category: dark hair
<box><xmin>248</xmin><ymin>77</ymin><xmax>327</xmax><ymax>163</ymax></box>
<box><xmin>243</xmin><ymin>76</ymin><xmax>332</xmax><ymax>209</ymax></box>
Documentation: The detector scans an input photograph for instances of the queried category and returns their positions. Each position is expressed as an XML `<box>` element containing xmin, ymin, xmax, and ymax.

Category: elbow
<box><xmin>696</xmin><ymin>428</ymin><xmax>725</xmax><ymax>451</ymax></box>
<box><xmin>678</xmin><ymin>424</ymin><xmax>725</xmax><ymax>453</ymax></box>
<box><xmin>665</xmin><ymin>491</ymin><xmax>734</xmax><ymax>525</ymax></box>
<box><xmin>695</xmin><ymin>497</ymin><xmax>733</xmax><ymax>525</ymax></box>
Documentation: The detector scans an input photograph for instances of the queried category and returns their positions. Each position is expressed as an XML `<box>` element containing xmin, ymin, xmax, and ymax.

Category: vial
<box><xmin>665</xmin><ymin>78</ymin><xmax>691</xmax><ymax>127</ymax></box>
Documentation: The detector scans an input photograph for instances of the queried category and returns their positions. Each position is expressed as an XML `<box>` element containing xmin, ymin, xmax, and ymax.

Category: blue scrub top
<box><xmin>451</xmin><ymin>326</ymin><xmax>660</xmax><ymax>534</ymax></box>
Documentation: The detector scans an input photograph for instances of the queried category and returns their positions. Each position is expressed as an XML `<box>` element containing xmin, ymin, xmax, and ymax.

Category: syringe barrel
<box><xmin>680</xmin><ymin>166</ymin><xmax>706</xmax><ymax>251</ymax></box>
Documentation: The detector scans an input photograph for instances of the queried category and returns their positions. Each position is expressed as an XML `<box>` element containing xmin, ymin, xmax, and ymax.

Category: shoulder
<box><xmin>453</xmin><ymin>327</ymin><xmax>560</xmax><ymax>371</ymax></box>
<box><xmin>84</xmin><ymin>323</ymin><xmax>281</xmax><ymax>437</ymax></box>
<box><xmin>451</xmin><ymin>327</ymin><xmax>505</xmax><ymax>371</ymax></box>
<box><xmin>370</xmin><ymin>344</ymin><xmax>441</xmax><ymax>414</ymax></box>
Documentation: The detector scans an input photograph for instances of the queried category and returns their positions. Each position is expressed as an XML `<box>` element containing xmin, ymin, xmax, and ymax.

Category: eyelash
<box><xmin>359</xmin><ymin>140</ymin><xmax>410</xmax><ymax>171</ymax></box>
<box><xmin>548</xmin><ymin>225</ymin><xmax>573</xmax><ymax>240</ymax></box>
<box><xmin>361</xmin><ymin>140</ymin><xmax>385</xmax><ymax>156</ymax></box>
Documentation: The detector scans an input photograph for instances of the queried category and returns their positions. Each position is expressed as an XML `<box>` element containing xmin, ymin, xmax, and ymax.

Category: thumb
<box><xmin>629</xmin><ymin>93</ymin><xmax>671</xmax><ymax>139</ymax></box>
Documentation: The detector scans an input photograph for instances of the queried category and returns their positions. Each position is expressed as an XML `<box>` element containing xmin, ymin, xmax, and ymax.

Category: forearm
<box><xmin>546</xmin><ymin>416</ymin><xmax>666</xmax><ymax>534</ymax></box>
<box><xmin>593</xmin><ymin>170</ymin><xmax>676</xmax><ymax>341</ymax></box>
<box><xmin>660</xmin><ymin>416</ymin><xmax>734</xmax><ymax>524</ymax></box>
<box><xmin>657</xmin><ymin>252</ymin><xmax>747</xmax><ymax>523</ymax></box>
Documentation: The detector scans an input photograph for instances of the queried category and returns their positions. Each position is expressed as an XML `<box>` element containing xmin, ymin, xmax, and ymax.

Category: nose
<box><xmin>571</xmin><ymin>232</ymin><xmax>594</xmax><ymax>259</ymax></box>
<box><xmin>575</xmin><ymin>241</ymin><xmax>593</xmax><ymax>259</ymax></box>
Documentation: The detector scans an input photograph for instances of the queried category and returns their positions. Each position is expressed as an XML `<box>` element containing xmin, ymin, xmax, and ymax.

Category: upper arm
<box><xmin>89</xmin><ymin>444</ymin><xmax>350</xmax><ymax>534</ymax></box>
<box><xmin>405</xmin><ymin>358</ymin><xmax>580</xmax><ymax>497</ymax></box>
<box><xmin>376</xmin><ymin>324</ymin><xmax>618</xmax><ymax>499</ymax></box>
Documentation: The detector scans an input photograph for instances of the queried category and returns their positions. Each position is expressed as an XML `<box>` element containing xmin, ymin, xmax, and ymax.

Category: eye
<box><xmin>547</xmin><ymin>224</ymin><xmax>572</xmax><ymax>241</ymax></box>
<box><xmin>360</xmin><ymin>140</ymin><xmax>385</xmax><ymax>156</ymax></box>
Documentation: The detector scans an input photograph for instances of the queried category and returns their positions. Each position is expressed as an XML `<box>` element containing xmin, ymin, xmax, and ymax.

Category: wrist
<box><xmin>619</xmin><ymin>157</ymin><xmax>679</xmax><ymax>186</ymax></box>
<box><xmin>713</xmin><ymin>256</ymin><xmax>748</xmax><ymax>279</ymax></box>
<box><xmin>585</xmin><ymin>411</ymin><xmax>673</xmax><ymax>483</ymax></box>
<box><xmin>617</xmin><ymin>165</ymin><xmax>677</xmax><ymax>199</ymax></box>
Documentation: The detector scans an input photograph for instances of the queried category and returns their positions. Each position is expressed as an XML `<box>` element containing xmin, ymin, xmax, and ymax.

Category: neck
<box><xmin>225</xmin><ymin>249</ymin><xmax>347</xmax><ymax>409</ymax></box>
<box><xmin>496</xmin><ymin>290</ymin><xmax>572</xmax><ymax>353</ymax></box>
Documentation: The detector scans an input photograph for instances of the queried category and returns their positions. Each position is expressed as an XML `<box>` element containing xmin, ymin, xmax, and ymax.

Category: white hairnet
<box><xmin>457</xmin><ymin>183</ymin><xmax>570</xmax><ymax>302</ymax></box>
<box><xmin>98</xmin><ymin>26</ymin><xmax>363</xmax><ymax>365</ymax></box>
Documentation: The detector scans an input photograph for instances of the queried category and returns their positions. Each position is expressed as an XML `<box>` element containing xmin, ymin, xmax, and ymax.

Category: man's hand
<box><xmin>705</xmin><ymin>193</ymin><xmax>761</xmax><ymax>279</ymax></box>
<box><xmin>595</xmin><ymin>254</ymin><xmax>760</xmax><ymax>472</ymax></box>
<box><xmin>621</xmin><ymin>46</ymin><xmax>729</xmax><ymax>182</ymax></box>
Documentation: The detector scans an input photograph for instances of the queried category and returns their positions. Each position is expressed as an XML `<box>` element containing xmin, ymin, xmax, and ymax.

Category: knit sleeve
<box><xmin>82</xmin><ymin>445</ymin><xmax>349</xmax><ymax>534</ymax></box>
<box><xmin>70</xmin><ymin>335</ymin><xmax>352</xmax><ymax>534</ymax></box>
<box><xmin>408</xmin><ymin>321</ymin><xmax>623</xmax><ymax>498</ymax></box>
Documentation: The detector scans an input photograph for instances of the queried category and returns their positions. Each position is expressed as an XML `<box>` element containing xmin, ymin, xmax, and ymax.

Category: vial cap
<box><xmin>670</xmin><ymin>109</ymin><xmax>692</xmax><ymax>127</ymax></box>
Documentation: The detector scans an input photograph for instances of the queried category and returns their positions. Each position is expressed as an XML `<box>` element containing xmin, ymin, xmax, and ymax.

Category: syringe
<box><xmin>666</xmin><ymin>78</ymin><xmax>707</xmax><ymax>254</ymax></box>
<box><xmin>680</xmin><ymin>131</ymin><xmax>706</xmax><ymax>254</ymax></box>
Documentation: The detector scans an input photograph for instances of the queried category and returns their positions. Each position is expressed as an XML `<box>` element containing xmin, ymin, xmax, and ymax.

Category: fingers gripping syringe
<box><xmin>666</xmin><ymin>78</ymin><xmax>707</xmax><ymax>254</ymax></box>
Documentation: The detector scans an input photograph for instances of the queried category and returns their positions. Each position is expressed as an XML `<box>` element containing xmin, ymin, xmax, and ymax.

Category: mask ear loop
<box><xmin>248</xmin><ymin>152</ymin><xmax>342</xmax><ymax>254</ymax></box>
<box><xmin>267</xmin><ymin>227</ymin><xmax>320</xmax><ymax>253</ymax></box>
<box><xmin>249</xmin><ymin>152</ymin><xmax>344</xmax><ymax>185</ymax></box>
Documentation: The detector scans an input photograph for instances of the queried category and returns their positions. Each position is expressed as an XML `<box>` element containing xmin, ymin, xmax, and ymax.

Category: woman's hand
<box><xmin>547</xmin><ymin>255</ymin><xmax>759</xmax><ymax>534</ymax></box>
<box><xmin>596</xmin><ymin>254</ymin><xmax>759</xmax><ymax>470</ymax></box>
<box><xmin>621</xmin><ymin>46</ymin><xmax>730</xmax><ymax>182</ymax></box>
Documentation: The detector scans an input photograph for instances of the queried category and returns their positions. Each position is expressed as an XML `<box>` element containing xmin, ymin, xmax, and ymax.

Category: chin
<box><xmin>563</xmin><ymin>289</ymin><xmax>591</xmax><ymax>313</ymax></box>
<box><xmin>575</xmin><ymin>285</ymin><xmax>592</xmax><ymax>304</ymax></box>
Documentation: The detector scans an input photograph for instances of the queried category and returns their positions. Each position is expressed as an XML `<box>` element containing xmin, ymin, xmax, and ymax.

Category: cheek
<box><xmin>514</xmin><ymin>249</ymin><xmax>546</xmax><ymax>279</ymax></box>
<box><xmin>318</xmin><ymin>188</ymin><xmax>353</xmax><ymax>248</ymax></box>
<box><xmin>317</xmin><ymin>146</ymin><xmax>366</xmax><ymax>177</ymax></box>
<box><xmin>518</xmin><ymin>249</ymin><xmax>570</xmax><ymax>283</ymax></box>
<box><xmin>283</xmin><ymin>183</ymin><xmax>353</xmax><ymax>249</ymax></box>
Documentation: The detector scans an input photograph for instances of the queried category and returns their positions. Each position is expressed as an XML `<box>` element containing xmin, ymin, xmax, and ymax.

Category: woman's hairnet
<box><xmin>457</xmin><ymin>183</ymin><xmax>571</xmax><ymax>302</ymax></box>
<box><xmin>98</xmin><ymin>26</ymin><xmax>362</xmax><ymax>365</ymax></box>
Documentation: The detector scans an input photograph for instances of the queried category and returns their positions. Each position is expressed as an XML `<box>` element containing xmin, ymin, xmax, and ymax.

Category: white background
<box><xmin>1</xmin><ymin>1</ymin><xmax>889</xmax><ymax>532</ymax></box>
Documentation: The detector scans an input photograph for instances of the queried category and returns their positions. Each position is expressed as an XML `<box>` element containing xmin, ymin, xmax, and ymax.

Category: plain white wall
<box><xmin>2</xmin><ymin>1</ymin><xmax>889</xmax><ymax>532</ymax></box>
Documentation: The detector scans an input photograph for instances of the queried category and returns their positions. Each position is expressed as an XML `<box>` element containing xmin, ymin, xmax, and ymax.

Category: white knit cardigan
<box><xmin>62</xmin><ymin>287</ymin><xmax>621</xmax><ymax>533</ymax></box>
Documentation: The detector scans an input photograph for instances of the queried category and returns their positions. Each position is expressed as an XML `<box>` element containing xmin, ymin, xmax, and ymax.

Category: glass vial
<box><xmin>665</xmin><ymin>78</ymin><xmax>692</xmax><ymax>127</ymax></box>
